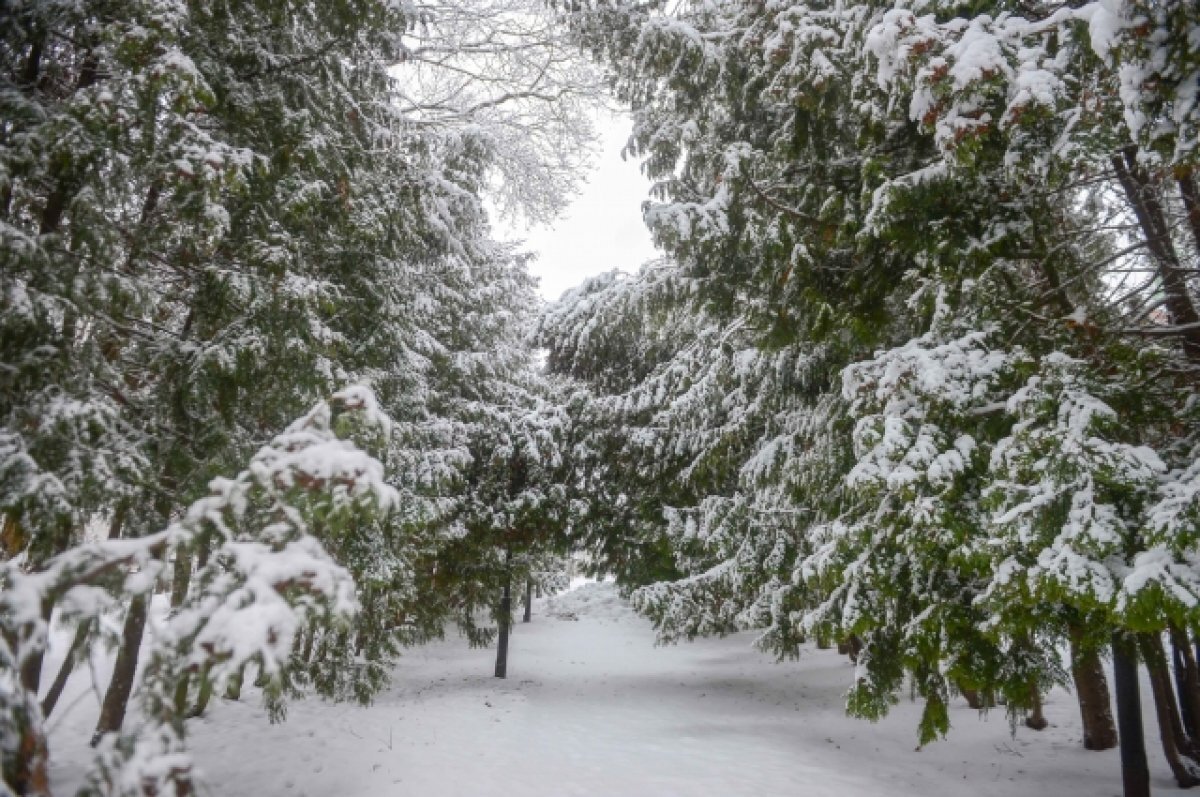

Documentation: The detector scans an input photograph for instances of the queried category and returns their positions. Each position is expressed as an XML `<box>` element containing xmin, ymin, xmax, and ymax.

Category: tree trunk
<box><xmin>838</xmin><ymin>634</ymin><xmax>863</xmax><ymax>663</ymax></box>
<box><xmin>91</xmin><ymin>593</ymin><xmax>148</xmax><ymax>746</ymax></box>
<box><xmin>171</xmin><ymin>549</ymin><xmax>192</xmax><ymax>608</ymax></box>
<box><xmin>40</xmin><ymin>618</ymin><xmax>93</xmax><ymax>718</ymax></box>
<box><xmin>1</xmin><ymin>512</ymin><xmax>25</xmax><ymax>559</ymax></box>
<box><xmin>523</xmin><ymin>579</ymin><xmax>533</xmax><ymax>623</ymax></box>
<box><xmin>1113</xmin><ymin>632</ymin><xmax>1151</xmax><ymax>797</ymax></box>
<box><xmin>1025</xmin><ymin>686</ymin><xmax>1048</xmax><ymax>731</ymax></box>
<box><xmin>1112</xmin><ymin>146</ymin><xmax>1200</xmax><ymax>361</ymax></box>
<box><xmin>189</xmin><ymin>666</ymin><xmax>213</xmax><ymax>718</ymax></box>
<box><xmin>1140</xmin><ymin>633</ymin><xmax>1200</xmax><ymax>787</ymax></box>
<box><xmin>4</xmin><ymin>693</ymin><xmax>50</xmax><ymax>797</ymax></box>
<box><xmin>173</xmin><ymin>672</ymin><xmax>192</xmax><ymax>718</ymax></box>
<box><xmin>19</xmin><ymin>599</ymin><xmax>52</xmax><ymax>696</ymax></box>
<box><xmin>1177</xmin><ymin>170</ymin><xmax>1200</xmax><ymax>256</ymax></box>
<box><xmin>1172</xmin><ymin>626</ymin><xmax>1200</xmax><ymax>741</ymax></box>
<box><xmin>495</xmin><ymin>573</ymin><xmax>512</xmax><ymax>679</ymax></box>
<box><xmin>225</xmin><ymin>664</ymin><xmax>246</xmax><ymax>701</ymax></box>
<box><xmin>1070</xmin><ymin>631</ymin><xmax>1118</xmax><ymax>750</ymax></box>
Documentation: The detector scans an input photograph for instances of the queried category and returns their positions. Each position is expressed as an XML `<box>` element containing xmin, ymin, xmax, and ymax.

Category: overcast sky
<box><xmin>502</xmin><ymin>114</ymin><xmax>660</xmax><ymax>301</ymax></box>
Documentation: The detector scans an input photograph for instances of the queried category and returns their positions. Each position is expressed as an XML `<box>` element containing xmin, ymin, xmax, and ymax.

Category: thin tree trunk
<box><xmin>19</xmin><ymin>599</ymin><xmax>52</xmax><ymax>696</ymax></box>
<box><xmin>1025</xmin><ymin>686</ymin><xmax>1048</xmax><ymax>731</ymax></box>
<box><xmin>225</xmin><ymin>664</ymin><xmax>245</xmax><ymax>701</ymax></box>
<box><xmin>173</xmin><ymin>672</ymin><xmax>192</xmax><ymax>718</ymax></box>
<box><xmin>495</xmin><ymin>572</ymin><xmax>512</xmax><ymax>679</ymax></box>
<box><xmin>523</xmin><ymin>579</ymin><xmax>533</xmax><ymax>623</ymax></box>
<box><xmin>1113</xmin><ymin>632</ymin><xmax>1151</xmax><ymax>797</ymax></box>
<box><xmin>1140</xmin><ymin>633</ymin><xmax>1200</xmax><ymax>787</ymax></box>
<box><xmin>170</xmin><ymin>549</ymin><xmax>192</xmax><ymax>608</ymax></box>
<box><xmin>91</xmin><ymin>593</ymin><xmax>148</xmax><ymax>747</ymax></box>
<box><xmin>301</xmin><ymin>627</ymin><xmax>316</xmax><ymax>664</ymax></box>
<box><xmin>1172</xmin><ymin>625</ymin><xmax>1200</xmax><ymax>740</ymax></box>
<box><xmin>1177</xmin><ymin>171</ymin><xmax>1200</xmax><ymax>255</ymax></box>
<box><xmin>1070</xmin><ymin>631</ymin><xmax>1118</xmax><ymax>750</ymax></box>
<box><xmin>189</xmin><ymin>669</ymin><xmax>213</xmax><ymax>718</ymax></box>
<box><xmin>40</xmin><ymin>619</ymin><xmax>93</xmax><ymax>718</ymax></box>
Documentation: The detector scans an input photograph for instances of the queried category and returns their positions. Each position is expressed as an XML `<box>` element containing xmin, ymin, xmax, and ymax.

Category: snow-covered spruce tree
<box><xmin>1</xmin><ymin>389</ymin><xmax>395</xmax><ymax>795</ymax></box>
<box><xmin>538</xmin><ymin>261</ymin><xmax>851</xmax><ymax>655</ymax></box>
<box><xmin>429</xmin><ymin>261</ymin><xmax>575</xmax><ymax>677</ymax></box>
<box><xmin>536</xmin><ymin>265</ymin><xmax>701</xmax><ymax>589</ymax></box>
<box><xmin>554</xmin><ymin>2</ymin><xmax>1200</xmax><ymax>786</ymax></box>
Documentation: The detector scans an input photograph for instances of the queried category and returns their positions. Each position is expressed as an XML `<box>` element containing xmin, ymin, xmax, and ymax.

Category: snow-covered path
<box><xmin>49</xmin><ymin>583</ymin><xmax>1153</xmax><ymax>796</ymax></box>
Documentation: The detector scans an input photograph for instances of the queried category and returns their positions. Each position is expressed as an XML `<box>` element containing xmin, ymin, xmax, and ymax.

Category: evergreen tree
<box><xmin>548</xmin><ymin>5</ymin><xmax>1200</xmax><ymax>793</ymax></box>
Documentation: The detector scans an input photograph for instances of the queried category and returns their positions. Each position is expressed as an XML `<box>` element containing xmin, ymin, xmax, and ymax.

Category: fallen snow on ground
<box><xmin>47</xmin><ymin>582</ymin><xmax>1161</xmax><ymax>796</ymax></box>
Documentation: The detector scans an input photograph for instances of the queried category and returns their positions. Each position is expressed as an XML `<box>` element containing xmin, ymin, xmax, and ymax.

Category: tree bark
<box><xmin>1112</xmin><ymin>147</ymin><xmax>1200</xmax><ymax>361</ymax></box>
<box><xmin>40</xmin><ymin>619</ymin><xmax>93</xmax><ymax>718</ymax></box>
<box><xmin>495</xmin><ymin>572</ymin><xmax>512</xmax><ymax>679</ymax></box>
<box><xmin>225</xmin><ymin>664</ymin><xmax>246</xmax><ymax>701</ymax></box>
<box><xmin>1069</xmin><ymin>631</ymin><xmax>1118</xmax><ymax>750</ymax></box>
<box><xmin>523</xmin><ymin>579</ymin><xmax>533</xmax><ymax>623</ymax></box>
<box><xmin>1025</xmin><ymin>686</ymin><xmax>1048</xmax><ymax>731</ymax></box>
<box><xmin>4</xmin><ymin>693</ymin><xmax>50</xmax><ymax>797</ymax></box>
<box><xmin>1113</xmin><ymin>632</ymin><xmax>1151</xmax><ymax>797</ymax></box>
<box><xmin>173</xmin><ymin>672</ymin><xmax>192</xmax><ymax>718</ymax></box>
<box><xmin>189</xmin><ymin>667</ymin><xmax>214</xmax><ymax>718</ymax></box>
<box><xmin>19</xmin><ymin>599</ymin><xmax>52</xmax><ymax>696</ymax></box>
<box><xmin>1177</xmin><ymin>170</ymin><xmax>1200</xmax><ymax>256</ymax></box>
<box><xmin>839</xmin><ymin>634</ymin><xmax>863</xmax><ymax>664</ymax></box>
<box><xmin>1140</xmin><ymin>633</ymin><xmax>1200</xmax><ymax>787</ymax></box>
<box><xmin>171</xmin><ymin>549</ymin><xmax>192</xmax><ymax>608</ymax></box>
<box><xmin>91</xmin><ymin>593</ymin><xmax>148</xmax><ymax>746</ymax></box>
<box><xmin>1173</xmin><ymin>625</ymin><xmax>1200</xmax><ymax>741</ymax></box>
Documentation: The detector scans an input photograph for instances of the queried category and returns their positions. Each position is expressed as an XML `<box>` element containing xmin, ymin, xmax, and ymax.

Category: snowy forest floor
<box><xmin>47</xmin><ymin>582</ymin><xmax>1162</xmax><ymax>796</ymax></box>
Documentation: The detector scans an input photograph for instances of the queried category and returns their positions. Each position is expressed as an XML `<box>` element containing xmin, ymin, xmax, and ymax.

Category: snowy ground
<box><xmin>46</xmin><ymin>582</ymin><xmax>1166</xmax><ymax>796</ymax></box>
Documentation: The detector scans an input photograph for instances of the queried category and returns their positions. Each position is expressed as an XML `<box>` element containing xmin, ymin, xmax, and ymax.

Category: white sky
<box><xmin>503</xmin><ymin>114</ymin><xmax>660</xmax><ymax>301</ymax></box>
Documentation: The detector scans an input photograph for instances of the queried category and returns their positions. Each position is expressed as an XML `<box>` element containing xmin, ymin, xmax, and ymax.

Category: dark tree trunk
<box><xmin>189</xmin><ymin>666</ymin><xmax>213</xmax><ymax>718</ymax></box>
<box><xmin>1025</xmin><ymin>686</ymin><xmax>1048</xmax><ymax>731</ymax></box>
<box><xmin>838</xmin><ymin>634</ymin><xmax>863</xmax><ymax>663</ymax></box>
<box><xmin>960</xmin><ymin>687</ymin><xmax>984</xmax><ymax>710</ymax></box>
<box><xmin>1070</xmin><ymin>631</ymin><xmax>1118</xmax><ymax>750</ymax></box>
<box><xmin>1113</xmin><ymin>632</ymin><xmax>1151</xmax><ymax>797</ymax></box>
<box><xmin>301</xmin><ymin>627</ymin><xmax>316</xmax><ymax>664</ymax></box>
<box><xmin>495</xmin><ymin>573</ymin><xmax>512</xmax><ymax>679</ymax></box>
<box><xmin>1140</xmin><ymin>633</ymin><xmax>1200</xmax><ymax>787</ymax></box>
<box><xmin>1178</xmin><ymin>171</ymin><xmax>1200</xmax><ymax>255</ymax></box>
<box><xmin>1172</xmin><ymin>626</ymin><xmax>1200</xmax><ymax>741</ymax></box>
<box><xmin>4</xmin><ymin>695</ymin><xmax>49</xmax><ymax>797</ymax></box>
<box><xmin>170</xmin><ymin>549</ymin><xmax>192</xmax><ymax>608</ymax></box>
<box><xmin>957</xmin><ymin>682</ymin><xmax>996</xmax><ymax>710</ymax></box>
<box><xmin>91</xmin><ymin>593</ymin><xmax>148</xmax><ymax>746</ymax></box>
<box><xmin>225</xmin><ymin>664</ymin><xmax>246</xmax><ymax>701</ymax></box>
<box><xmin>523</xmin><ymin>579</ymin><xmax>533</xmax><ymax>623</ymax></box>
<box><xmin>40</xmin><ymin>619</ymin><xmax>93</xmax><ymax>718</ymax></box>
<box><xmin>19</xmin><ymin>599</ymin><xmax>52</xmax><ymax>696</ymax></box>
<box><xmin>173</xmin><ymin>672</ymin><xmax>192</xmax><ymax>718</ymax></box>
